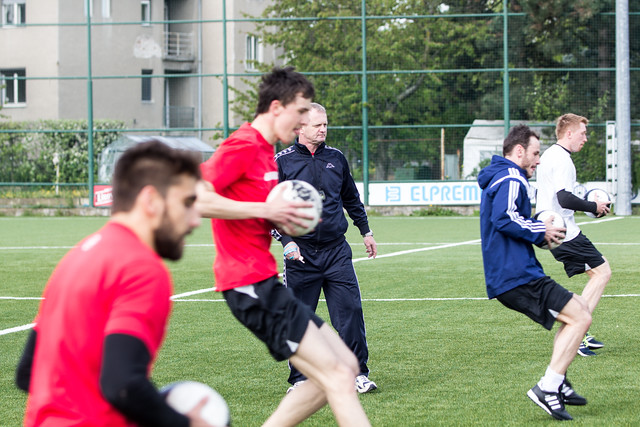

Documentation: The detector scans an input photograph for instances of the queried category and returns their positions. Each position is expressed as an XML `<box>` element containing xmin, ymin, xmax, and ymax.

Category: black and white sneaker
<box><xmin>355</xmin><ymin>375</ymin><xmax>377</xmax><ymax>393</ymax></box>
<box><xmin>527</xmin><ymin>385</ymin><xmax>573</xmax><ymax>420</ymax></box>
<box><xmin>584</xmin><ymin>333</ymin><xmax>604</xmax><ymax>349</ymax></box>
<box><xmin>577</xmin><ymin>341</ymin><xmax>597</xmax><ymax>357</ymax></box>
<box><xmin>561</xmin><ymin>379</ymin><xmax>587</xmax><ymax>406</ymax></box>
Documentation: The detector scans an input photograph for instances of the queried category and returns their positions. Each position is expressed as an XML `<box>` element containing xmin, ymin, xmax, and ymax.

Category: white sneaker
<box><xmin>355</xmin><ymin>375</ymin><xmax>377</xmax><ymax>393</ymax></box>
<box><xmin>286</xmin><ymin>380</ymin><xmax>306</xmax><ymax>394</ymax></box>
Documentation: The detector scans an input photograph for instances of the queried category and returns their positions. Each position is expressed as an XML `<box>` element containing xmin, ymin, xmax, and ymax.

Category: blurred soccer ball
<box><xmin>534</xmin><ymin>210</ymin><xmax>565</xmax><ymax>250</ymax></box>
<box><xmin>161</xmin><ymin>381</ymin><xmax>230</xmax><ymax>426</ymax></box>
<box><xmin>584</xmin><ymin>188</ymin><xmax>611</xmax><ymax>218</ymax></box>
<box><xmin>267</xmin><ymin>180</ymin><xmax>323</xmax><ymax>236</ymax></box>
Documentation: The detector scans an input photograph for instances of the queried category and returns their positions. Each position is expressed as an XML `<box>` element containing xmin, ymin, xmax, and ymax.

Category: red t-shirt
<box><xmin>24</xmin><ymin>222</ymin><xmax>173</xmax><ymax>427</ymax></box>
<box><xmin>200</xmin><ymin>122</ymin><xmax>279</xmax><ymax>291</ymax></box>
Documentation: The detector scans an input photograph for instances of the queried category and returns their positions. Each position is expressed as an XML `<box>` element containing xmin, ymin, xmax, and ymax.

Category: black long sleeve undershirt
<box><xmin>15</xmin><ymin>329</ymin><xmax>36</xmax><ymax>392</ymax></box>
<box><xmin>15</xmin><ymin>330</ymin><xmax>189</xmax><ymax>427</ymax></box>
<box><xmin>100</xmin><ymin>333</ymin><xmax>190</xmax><ymax>427</ymax></box>
<box><xmin>556</xmin><ymin>189</ymin><xmax>598</xmax><ymax>214</ymax></box>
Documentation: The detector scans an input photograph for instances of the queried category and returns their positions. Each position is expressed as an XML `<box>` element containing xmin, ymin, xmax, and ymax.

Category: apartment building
<box><xmin>0</xmin><ymin>0</ymin><xmax>279</xmax><ymax>143</ymax></box>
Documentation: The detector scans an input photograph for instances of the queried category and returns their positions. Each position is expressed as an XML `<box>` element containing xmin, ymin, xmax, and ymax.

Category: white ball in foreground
<box><xmin>161</xmin><ymin>381</ymin><xmax>230</xmax><ymax>427</ymax></box>
<box><xmin>584</xmin><ymin>188</ymin><xmax>611</xmax><ymax>218</ymax></box>
<box><xmin>267</xmin><ymin>180</ymin><xmax>323</xmax><ymax>236</ymax></box>
<box><xmin>534</xmin><ymin>210</ymin><xmax>566</xmax><ymax>250</ymax></box>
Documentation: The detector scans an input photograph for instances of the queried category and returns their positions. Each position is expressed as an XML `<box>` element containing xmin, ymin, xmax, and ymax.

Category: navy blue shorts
<box><xmin>496</xmin><ymin>276</ymin><xmax>573</xmax><ymax>330</ymax></box>
<box><xmin>223</xmin><ymin>276</ymin><xmax>324</xmax><ymax>361</ymax></box>
<box><xmin>551</xmin><ymin>232</ymin><xmax>605</xmax><ymax>277</ymax></box>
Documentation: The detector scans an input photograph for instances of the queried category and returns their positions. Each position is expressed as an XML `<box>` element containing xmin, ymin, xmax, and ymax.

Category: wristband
<box><xmin>284</xmin><ymin>243</ymin><xmax>297</xmax><ymax>256</ymax></box>
<box><xmin>362</xmin><ymin>231</ymin><xmax>373</xmax><ymax>237</ymax></box>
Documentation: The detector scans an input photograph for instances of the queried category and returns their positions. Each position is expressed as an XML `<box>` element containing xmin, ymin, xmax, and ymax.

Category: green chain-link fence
<box><xmin>1</xmin><ymin>0</ymin><xmax>638</xmax><ymax>207</ymax></box>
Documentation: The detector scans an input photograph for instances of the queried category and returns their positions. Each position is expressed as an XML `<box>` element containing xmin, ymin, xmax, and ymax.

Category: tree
<box><xmin>235</xmin><ymin>0</ymin><xmax>628</xmax><ymax>181</ymax></box>
<box><xmin>244</xmin><ymin>0</ymin><xmax>498</xmax><ymax>180</ymax></box>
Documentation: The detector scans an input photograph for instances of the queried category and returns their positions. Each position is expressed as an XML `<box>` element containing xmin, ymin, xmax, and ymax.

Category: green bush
<box><xmin>0</xmin><ymin>120</ymin><xmax>125</xmax><ymax>183</ymax></box>
<box><xmin>409</xmin><ymin>206</ymin><xmax>458</xmax><ymax>216</ymax></box>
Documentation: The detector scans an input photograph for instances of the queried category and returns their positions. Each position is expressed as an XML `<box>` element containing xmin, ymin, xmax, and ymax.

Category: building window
<box><xmin>1</xmin><ymin>68</ymin><xmax>26</xmax><ymax>106</ymax></box>
<box><xmin>2</xmin><ymin>0</ymin><xmax>26</xmax><ymax>26</ymax></box>
<box><xmin>102</xmin><ymin>0</ymin><xmax>111</xmax><ymax>18</ymax></box>
<box><xmin>141</xmin><ymin>0</ymin><xmax>150</xmax><ymax>26</ymax></box>
<box><xmin>141</xmin><ymin>69</ymin><xmax>152</xmax><ymax>102</ymax></box>
<box><xmin>245</xmin><ymin>35</ymin><xmax>262</xmax><ymax>71</ymax></box>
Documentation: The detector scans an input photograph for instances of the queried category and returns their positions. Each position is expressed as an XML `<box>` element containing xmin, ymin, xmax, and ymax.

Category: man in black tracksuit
<box><xmin>274</xmin><ymin>103</ymin><xmax>378</xmax><ymax>394</ymax></box>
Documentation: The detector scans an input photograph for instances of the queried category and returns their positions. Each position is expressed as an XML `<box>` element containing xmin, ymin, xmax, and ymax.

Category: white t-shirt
<box><xmin>536</xmin><ymin>143</ymin><xmax>580</xmax><ymax>242</ymax></box>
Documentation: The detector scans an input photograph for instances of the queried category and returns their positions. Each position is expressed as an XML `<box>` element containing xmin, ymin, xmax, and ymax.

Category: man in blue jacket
<box><xmin>274</xmin><ymin>103</ymin><xmax>377</xmax><ymax>394</ymax></box>
<box><xmin>478</xmin><ymin>124</ymin><xmax>592</xmax><ymax>421</ymax></box>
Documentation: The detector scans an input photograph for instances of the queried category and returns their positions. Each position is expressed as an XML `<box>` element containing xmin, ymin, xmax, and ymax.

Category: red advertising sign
<box><xmin>94</xmin><ymin>185</ymin><xmax>113</xmax><ymax>207</ymax></box>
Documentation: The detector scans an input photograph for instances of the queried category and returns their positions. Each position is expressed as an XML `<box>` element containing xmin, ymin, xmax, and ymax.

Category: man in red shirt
<box><xmin>197</xmin><ymin>67</ymin><xmax>370</xmax><ymax>427</ymax></box>
<box><xmin>16</xmin><ymin>141</ymin><xmax>217</xmax><ymax>427</ymax></box>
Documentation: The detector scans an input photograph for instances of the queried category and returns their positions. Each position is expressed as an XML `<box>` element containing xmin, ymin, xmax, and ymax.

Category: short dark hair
<box><xmin>255</xmin><ymin>66</ymin><xmax>315</xmax><ymax>115</ymax></box>
<box><xmin>111</xmin><ymin>140</ymin><xmax>201</xmax><ymax>214</ymax></box>
<box><xmin>503</xmin><ymin>124</ymin><xmax>540</xmax><ymax>156</ymax></box>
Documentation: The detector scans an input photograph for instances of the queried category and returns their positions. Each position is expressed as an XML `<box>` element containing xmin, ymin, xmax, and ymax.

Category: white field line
<box><xmin>0</xmin><ymin>213</ymin><xmax>628</xmax><ymax>252</ymax></box>
<box><xmin>110</xmin><ymin>294</ymin><xmax>640</xmax><ymax>303</ymax></box>
<box><xmin>352</xmin><ymin>239</ymin><xmax>481</xmax><ymax>263</ymax></box>
<box><xmin>0</xmin><ymin>323</ymin><xmax>36</xmax><ymax>336</ymax></box>
<box><xmin>3</xmin><ymin>292</ymin><xmax>640</xmax><ymax>335</ymax></box>
<box><xmin>576</xmin><ymin>216</ymin><xmax>624</xmax><ymax>226</ymax></box>
<box><xmin>171</xmin><ymin>288</ymin><xmax>215</xmax><ymax>300</ymax></box>
<box><xmin>1</xmin><ymin>216</ymin><xmax>634</xmax><ymax>336</ymax></box>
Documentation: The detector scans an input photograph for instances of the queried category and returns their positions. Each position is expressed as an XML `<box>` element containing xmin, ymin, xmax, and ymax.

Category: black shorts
<box><xmin>223</xmin><ymin>276</ymin><xmax>324</xmax><ymax>361</ymax></box>
<box><xmin>496</xmin><ymin>277</ymin><xmax>573</xmax><ymax>330</ymax></box>
<box><xmin>551</xmin><ymin>232</ymin><xmax>605</xmax><ymax>277</ymax></box>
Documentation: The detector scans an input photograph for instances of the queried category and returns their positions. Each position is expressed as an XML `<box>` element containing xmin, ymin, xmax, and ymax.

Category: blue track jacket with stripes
<box><xmin>274</xmin><ymin>140</ymin><xmax>370</xmax><ymax>249</ymax></box>
<box><xmin>478</xmin><ymin>155</ymin><xmax>547</xmax><ymax>299</ymax></box>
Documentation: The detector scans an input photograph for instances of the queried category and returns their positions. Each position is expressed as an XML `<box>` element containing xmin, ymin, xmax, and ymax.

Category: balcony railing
<box><xmin>163</xmin><ymin>31</ymin><xmax>194</xmax><ymax>60</ymax></box>
<box><xmin>164</xmin><ymin>106</ymin><xmax>195</xmax><ymax>129</ymax></box>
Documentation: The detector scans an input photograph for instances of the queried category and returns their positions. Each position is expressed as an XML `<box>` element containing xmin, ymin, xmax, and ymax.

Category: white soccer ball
<box><xmin>266</xmin><ymin>180</ymin><xmax>323</xmax><ymax>237</ymax></box>
<box><xmin>534</xmin><ymin>210</ymin><xmax>566</xmax><ymax>250</ymax></box>
<box><xmin>584</xmin><ymin>188</ymin><xmax>611</xmax><ymax>218</ymax></box>
<box><xmin>161</xmin><ymin>381</ymin><xmax>230</xmax><ymax>427</ymax></box>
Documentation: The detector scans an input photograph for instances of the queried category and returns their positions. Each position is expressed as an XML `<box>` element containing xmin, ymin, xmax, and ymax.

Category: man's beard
<box><xmin>154</xmin><ymin>212</ymin><xmax>187</xmax><ymax>261</ymax></box>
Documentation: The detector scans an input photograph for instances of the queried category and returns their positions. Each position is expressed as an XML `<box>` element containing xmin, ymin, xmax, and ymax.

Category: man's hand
<box><xmin>543</xmin><ymin>214</ymin><xmax>566</xmax><ymax>248</ymax></box>
<box><xmin>264</xmin><ymin>189</ymin><xmax>315</xmax><ymax>236</ymax></box>
<box><xmin>364</xmin><ymin>236</ymin><xmax>377</xmax><ymax>259</ymax></box>
<box><xmin>283</xmin><ymin>242</ymin><xmax>304</xmax><ymax>263</ymax></box>
<box><xmin>186</xmin><ymin>396</ymin><xmax>227</xmax><ymax>427</ymax></box>
<box><xmin>593</xmin><ymin>192</ymin><xmax>611</xmax><ymax>218</ymax></box>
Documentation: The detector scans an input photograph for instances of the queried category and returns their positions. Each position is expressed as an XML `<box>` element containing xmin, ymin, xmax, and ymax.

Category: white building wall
<box><xmin>0</xmin><ymin>0</ymin><xmax>60</xmax><ymax>121</ymax></box>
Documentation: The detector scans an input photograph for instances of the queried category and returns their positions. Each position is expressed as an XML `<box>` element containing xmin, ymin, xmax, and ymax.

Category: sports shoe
<box><xmin>577</xmin><ymin>341</ymin><xmax>597</xmax><ymax>357</ymax></box>
<box><xmin>286</xmin><ymin>380</ymin><xmax>306</xmax><ymax>394</ymax></box>
<box><xmin>584</xmin><ymin>333</ymin><xmax>604</xmax><ymax>349</ymax></box>
<box><xmin>355</xmin><ymin>375</ymin><xmax>377</xmax><ymax>393</ymax></box>
<box><xmin>560</xmin><ymin>379</ymin><xmax>587</xmax><ymax>406</ymax></box>
<box><xmin>527</xmin><ymin>384</ymin><xmax>573</xmax><ymax>420</ymax></box>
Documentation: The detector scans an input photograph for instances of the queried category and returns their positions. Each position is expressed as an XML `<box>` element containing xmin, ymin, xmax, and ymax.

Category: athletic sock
<box><xmin>538</xmin><ymin>366</ymin><xmax>565</xmax><ymax>393</ymax></box>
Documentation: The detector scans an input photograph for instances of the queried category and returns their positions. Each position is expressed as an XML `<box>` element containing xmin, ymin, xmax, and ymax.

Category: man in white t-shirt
<box><xmin>536</xmin><ymin>113</ymin><xmax>611</xmax><ymax>357</ymax></box>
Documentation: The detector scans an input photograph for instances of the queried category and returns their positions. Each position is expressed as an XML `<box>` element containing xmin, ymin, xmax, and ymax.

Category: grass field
<box><xmin>1</xmin><ymin>214</ymin><xmax>639</xmax><ymax>426</ymax></box>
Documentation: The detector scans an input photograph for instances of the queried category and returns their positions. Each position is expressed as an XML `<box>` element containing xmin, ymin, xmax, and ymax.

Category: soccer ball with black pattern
<box><xmin>267</xmin><ymin>180</ymin><xmax>323</xmax><ymax>236</ymax></box>
<box><xmin>534</xmin><ymin>210</ymin><xmax>565</xmax><ymax>250</ymax></box>
<box><xmin>584</xmin><ymin>188</ymin><xmax>611</xmax><ymax>218</ymax></box>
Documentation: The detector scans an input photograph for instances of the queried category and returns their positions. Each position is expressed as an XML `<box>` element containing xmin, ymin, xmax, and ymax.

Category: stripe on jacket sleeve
<box><xmin>502</xmin><ymin>169</ymin><xmax>545</xmax><ymax>233</ymax></box>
